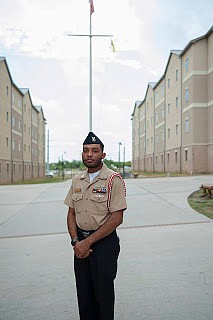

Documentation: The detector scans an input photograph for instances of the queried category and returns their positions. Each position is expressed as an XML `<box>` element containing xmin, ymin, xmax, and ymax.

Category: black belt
<box><xmin>77</xmin><ymin>227</ymin><xmax>96</xmax><ymax>238</ymax></box>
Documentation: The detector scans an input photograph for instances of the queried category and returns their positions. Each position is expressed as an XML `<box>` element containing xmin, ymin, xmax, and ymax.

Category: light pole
<box><xmin>123</xmin><ymin>144</ymin><xmax>126</xmax><ymax>178</ymax></box>
<box><xmin>118</xmin><ymin>142</ymin><xmax>122</xmax><ymax>173</ymax></box>
<box><xmin>61</xmin><ymin>152</ymin><xmax>66</xmax><ymax>180</ymax></box>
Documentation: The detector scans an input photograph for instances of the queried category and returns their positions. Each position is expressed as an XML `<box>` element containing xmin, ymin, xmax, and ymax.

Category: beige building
<box><xmin>0</xmin><ymin>57</ymin><xmax>46</xmax><ymax>184</ymax></box>
<box><xmin>132</xmin><ymin>26</ymin><xmax>213</xmax><ymax>174</ymax></box>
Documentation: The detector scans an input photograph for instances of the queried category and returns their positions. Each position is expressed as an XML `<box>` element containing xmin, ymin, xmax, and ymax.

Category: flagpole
<box><xmin>89</xmin><ymin>7</ymin><xmax>92</xmax><ymax>131</ymax></box>
<box><xmin>68</xmin><ymin>1</ymin><xmax>113</xmax><ymax>133</ymax></box>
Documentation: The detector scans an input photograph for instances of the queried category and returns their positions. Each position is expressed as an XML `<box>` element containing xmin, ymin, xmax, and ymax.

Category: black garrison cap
<box><xmin>83</xmin><ymin>132</ymin><xmax>104</xmax><ymax>147</ymax></box>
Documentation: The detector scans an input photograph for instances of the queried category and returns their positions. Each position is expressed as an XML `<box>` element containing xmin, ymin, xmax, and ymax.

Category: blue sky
<box><xmin>0</xmin><ymin>0</ymin><xmax>212</xmax><ymax>162</ymax></box>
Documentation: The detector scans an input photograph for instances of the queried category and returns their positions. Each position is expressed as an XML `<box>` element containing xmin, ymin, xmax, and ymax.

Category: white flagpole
<box><xmin>89</xmin><ymin>6</ymin><xmax>92</xmax><ymax>131</ymax></box>
<box><xmin>68</xmin><ymin>1</ymin><xmax>113</xmax><ymax>132</ymax></box>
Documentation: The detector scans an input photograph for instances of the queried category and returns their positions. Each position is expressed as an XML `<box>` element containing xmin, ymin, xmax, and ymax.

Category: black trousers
<box><xmin>74</xmin><ymin>230</ymin><xmax>120</xmax><ymax>320</ymax></box>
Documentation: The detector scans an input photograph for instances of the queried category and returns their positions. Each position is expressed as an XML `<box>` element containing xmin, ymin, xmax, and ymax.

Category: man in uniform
<box><xmin>64</xmin><ymin>132</ymin><xmax>127</xmax><ymax>320</ymax></box>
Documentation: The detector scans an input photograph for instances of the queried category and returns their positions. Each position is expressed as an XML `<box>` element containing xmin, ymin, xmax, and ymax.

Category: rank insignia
<box><xmin>74</xmin><ymin>188</ymin><xmax>81</xmax><ymax>193</ymax></box>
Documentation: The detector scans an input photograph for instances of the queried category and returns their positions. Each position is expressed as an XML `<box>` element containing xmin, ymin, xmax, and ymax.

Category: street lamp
<box><xmin>118</xmin><ymin>142</ymin><xmax>122</xmax><ymax>173</ymax></box>
<box><xmin>61</xmin><ymin>152</ymin><xmax>66</xmax><ymax>180</ymax></box>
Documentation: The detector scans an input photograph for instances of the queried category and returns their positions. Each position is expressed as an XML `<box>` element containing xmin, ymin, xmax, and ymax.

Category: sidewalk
<box><xmin>0</xmin><ymin>175</ymin><xmax>213</xmax><ymax>319</ymax></box>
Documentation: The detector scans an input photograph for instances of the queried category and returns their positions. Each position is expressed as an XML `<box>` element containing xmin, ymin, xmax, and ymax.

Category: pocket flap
<box><xmin>72</xmin><ymin>194</ymin><xmax>83</xmax><ymax>201</ymax></box>
<box><xmin>90</xmin><ymin>194</ymin><xmax>107</xmax><ymax>203</ymax></box>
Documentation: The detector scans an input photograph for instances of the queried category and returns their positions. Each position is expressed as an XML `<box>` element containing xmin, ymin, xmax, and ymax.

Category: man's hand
<box><xmin>74</xmin><ymin>239</ymin><xmax>93</xmax><ymax>259</ymax></box>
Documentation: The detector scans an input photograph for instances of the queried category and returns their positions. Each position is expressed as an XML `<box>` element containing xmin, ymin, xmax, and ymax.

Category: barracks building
<box><xmin>0</xmin><ymin>57</ymin><xmax>46</xmax><ymax>184</ymax></box>
<box><xmin>132</xmin><ymin>26</ymin><xmax>213</xmax><ymax>174</ymax></box>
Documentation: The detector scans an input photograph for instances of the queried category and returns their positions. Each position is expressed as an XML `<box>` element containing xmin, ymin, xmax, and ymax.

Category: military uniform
<box><xmin>64</xmin><ymin>163</ymin><xmax>126</xmax><ymax>231</ymax></box>
<box><xmin>64</xmin><ymin>163</ymin><xmax>127</xmax><ymax>320</ymax></box>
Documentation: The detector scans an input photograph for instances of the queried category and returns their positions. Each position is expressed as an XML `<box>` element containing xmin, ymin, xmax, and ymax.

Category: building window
<box><xmin>185</xmin><ymin>88</ymin><xmax>189</xmax><ymax>103</ymax></box>
<box><xmin>176</xmin><ymin>124</ymin><xmax>179</xmax><ymax>135</ymax></box>
<box><xmin>13</xmin><ymin>163</ymin><xmax>16</xmax><ymax>174</ymax></box>
<box><xmin>185</xmin><ymin>118</ymin><xmax>189</xmax><ymax>133</ymax></box>
<box><xmin>185</xmin><ymin>58</ymin><xmax>189</xmax><ymax>73</ymax></box>
<box><xmin>7</xmin><ymin>163</ymin><xmax>9</xmax><ymax>173</ymax></box>
<box><xmin>175</xmin><ymin>151</ymin><xmax>178</xmax><ymax>163</ymax></box>
<box><xmin>151</xmin><ymin>136</ymin><xmax>153</xmax><ymax>144</ymax></box>
<box><xmin>168</xmin><ymin>128</ymin><xmax>170</xmax><ymax>139</ymax></box>
<box><xmin>176</xmin><ymin>69</ymin><xmax>178</xmax><ymax>81</ymax></box>
<box><xmin>161</xmin><ymin>154</ymin><xmax>164</xmax><ymax>164</ymax></box>
<box><xmin>161</xmin><ymin>108</ymin><xmax>164</xmax><ymax>118</ymax></box>
<box><xmin>162</xmin><ymin>131</ymin><xmax>164</xmax><ymax>141</ymax></box>
<box><xmin>12</xmin><ymin>93</ymin><xmax>15</xmax><ymax>103</ymax></box>
<box><xmin>167</xmin><ymin>153</ymin><xmax>170</xmax><ymax>163</ymax></box>
<box><xmin>24</xmin><ymin>144</ymin><xmax>26</xmax><ymax>152</ymax></box>
<box><xmin>176</xmin><ymin>97</ymin><xmax>178</xmax><ymax>108</ymax></box>
<box><xmin>162</xmin><ymin>85</ymin><xmax>164</xmax><ymax>96</ymax></box>
<box><xmin>168</xmin><ymin>78</ymin><xmax>170</xmax><ymax>89</ymax></box>
<box><xmin>18</xmin><ymin>142</ymin><xmax>21</xmax><ymax>152</ymax></box>
<box><xmin>12</xmin><ymin>140</ymin><xmax>15</xmax><ymax>150</ymax></box>
<box><xmin>185</xmin><ymin>149</ymin><xmax>188</xmax><ymax>161</ymax></box>
<box><xmin>28</xmin><ymin>145</ymin><xmax>31</xmax><ymax>153</ymax></box>
<box><xmin>24</xmin><ymin>104</ymin><xmax>26</xmax><ymax>112</ymax></box>
<box><xmin>6</xmin><ymin>85</ymin><xmax>9</xmax><ymax>96</ymax></box>
<box><xmin>156</xmin><ymin>112</ymin><xmax>158</xmax><ymax>123</ymax></box>
<box><xmin>167</xmin><ymin>103</ymin><xmax>170</xmax><ymax>114</ymax></box>
<box><xmin>151</xmin><ymin>116</ymin><xmax>153</xmax><ymax>125</ymax></box>
<box><xmin>155</xmin><ymin>91</ymin><xmax>158</xmax><ymax>102</ymax></box>
<box><xmin>12</xmin><ymin>116</ymin><xmax>15</xmax><ymax>126</ymax></box>
<box><xmin>25</xmin><ymin>164</ymin><xmax>27</xmax><ymax>172</ymax></box>
<box><xmin>6</xmin><ymin>137</ymin><xmax>9</xmax><ymax>147</ymax></box>
<box><xmin>156</xmin><ymin>155</ymin><xmax>158</xmax><ymax>164</ymax></box>
<box><xmin>147</xmin><ymin>102</ymin><xmax>149</xmax><ymax>110</ymax></box>
<box><xmin>18</xmin><ymin>120</ymin><xmax>21</xmax><ymax>130</ymax></box>
<box><xmin>24</xmin><ymin>124</ymin><xmax>26</xmax><ymax>132</ymax></box>
<box><xmin>19</xmin><ymin>164</ymin><xmax>22</xmax><ymax>172</ymax></box>
<box><xmin>6</xmin><ymin>112</ymin><xmax>9</xmax><ymax>122</ymax></box>
<box><xmin>156</xmin><ymin>134</ymin><xmax>159</xmax><ymax>143</ymax></box>
<box><xmin>18</xmin><ymin>100</ymin><xmax>21</xmax><ymax>108</ymax></box>
<box><xmin>0</xmin><ymin>162</ymin><xmax>1</xmax><ymax>173</ymax></box>
<box><xmin>147</xmin><ymin>120</ymin><xmax>149</xmax><ymax>128</ymax></box>
<box><xmin>147</xmin><ymin>139</ymin><xmax>149</xmax><ymax>146</ymax></box>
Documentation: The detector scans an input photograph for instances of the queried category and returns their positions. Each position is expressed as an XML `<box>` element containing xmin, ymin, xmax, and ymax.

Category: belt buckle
<box><xmin>82</xmin><ymin>231</ymin><xmax>90</xmax><ymax>238</ymax></box>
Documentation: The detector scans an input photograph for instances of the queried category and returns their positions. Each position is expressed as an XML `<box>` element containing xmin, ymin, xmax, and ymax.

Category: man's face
<box><xmin>82</xmin><ymin>144</ymin><xmax>106</xmax><ymax>169</ymax></box>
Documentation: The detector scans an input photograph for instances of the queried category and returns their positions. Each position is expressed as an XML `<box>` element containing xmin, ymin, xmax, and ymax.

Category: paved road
<box><xmin>0</xmin><ymin>175</ymin><xmax>213</xmax><ymax>319</ymax></box>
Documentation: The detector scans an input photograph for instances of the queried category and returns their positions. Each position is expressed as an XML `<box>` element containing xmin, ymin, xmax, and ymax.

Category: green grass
<box><xmin>188</xmin><ymin>190</ymin><xmax>213</xmax><ymax>219</ymax></box>
<box><xmin>133</xmin><ymin>171</ymin><xmax>193</xmax><ymax>178</ymax></box>
<box><xmin>9</xmin><ymin>175</ymin><xmax>71</xmax><ymax>185</ymax></box>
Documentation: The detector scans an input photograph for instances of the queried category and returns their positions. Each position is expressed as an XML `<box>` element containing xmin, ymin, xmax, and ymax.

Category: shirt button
<box><xmin>86</xmin><ymin>198</ymin><xmax>88</xmax><ymax>200</ymax></box>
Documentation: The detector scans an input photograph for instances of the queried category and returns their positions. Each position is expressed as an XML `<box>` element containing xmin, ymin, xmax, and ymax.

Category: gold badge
<box><xmin>74</xmin><ymin>188</ymin><xmax>81</xmax><ymax>193</ymax></box>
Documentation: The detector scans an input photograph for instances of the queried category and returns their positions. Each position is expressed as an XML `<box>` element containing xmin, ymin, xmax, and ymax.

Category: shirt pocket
<box><xmin>72</xmin><ymin>194</ymin><xmax>83</xmax><ymax>213</ymax></box>
<box><xmin>90</xmin><ymin>194</ymin><xmax>108</xmax><ymax>215</ymax></box>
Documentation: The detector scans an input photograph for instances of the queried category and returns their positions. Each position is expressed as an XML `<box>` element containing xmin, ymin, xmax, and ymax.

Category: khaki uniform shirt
<box><xmin>64</xmin><ymin>163</ymin><xmax>127</xmax><ymax>231</ymax></box>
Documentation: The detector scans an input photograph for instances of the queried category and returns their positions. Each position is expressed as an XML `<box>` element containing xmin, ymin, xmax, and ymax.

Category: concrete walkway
<box><xmin>0</xmin><ymin>175</ymin><xmax>213</xmax><ymax>319</ymax></box>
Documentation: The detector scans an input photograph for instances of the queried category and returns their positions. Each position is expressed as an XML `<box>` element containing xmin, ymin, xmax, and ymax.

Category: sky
<box><xmin>0</xmin><ymin>0</ymin><xmax>212</xmax><ymax>163</ymax></box>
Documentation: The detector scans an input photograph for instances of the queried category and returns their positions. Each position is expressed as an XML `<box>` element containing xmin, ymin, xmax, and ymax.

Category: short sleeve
<box><xmin>109</xmin><ymin>176</ymin><xmax>127</xmax><ymax>213</ymax></box>
<box><xmin>64</xmin><ymin>183</ymin><xmax>74</xmax><ymax>208</ymax></box>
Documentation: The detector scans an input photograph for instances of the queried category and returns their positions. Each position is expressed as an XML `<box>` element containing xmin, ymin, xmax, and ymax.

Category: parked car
<box><xmin>46</xmin><ymin>170</ymin><xmax>54</xmax><ymax>178</ymax></box>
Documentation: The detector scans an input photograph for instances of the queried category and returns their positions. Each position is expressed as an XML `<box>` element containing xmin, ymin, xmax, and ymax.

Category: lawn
<box><xmin>188</xmin><ymin>190</ymin><xmax>213</xmax><ymax>219</ymax></box>
<box><xmin>10</xmin><ymin>175</ymin><xmax>71</xmax><ymax>185</ymax></box>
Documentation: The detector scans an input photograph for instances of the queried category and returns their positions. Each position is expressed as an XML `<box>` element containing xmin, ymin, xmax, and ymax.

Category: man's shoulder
<box><xmin>72</xmin><ymin>170</ymin><xmax>87</xmax><ymax>181</ymax></box>
<box><xmin>101</xmin><ymin>163</ymin><xmax>115</xmax><ymax>176</ymax></box>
